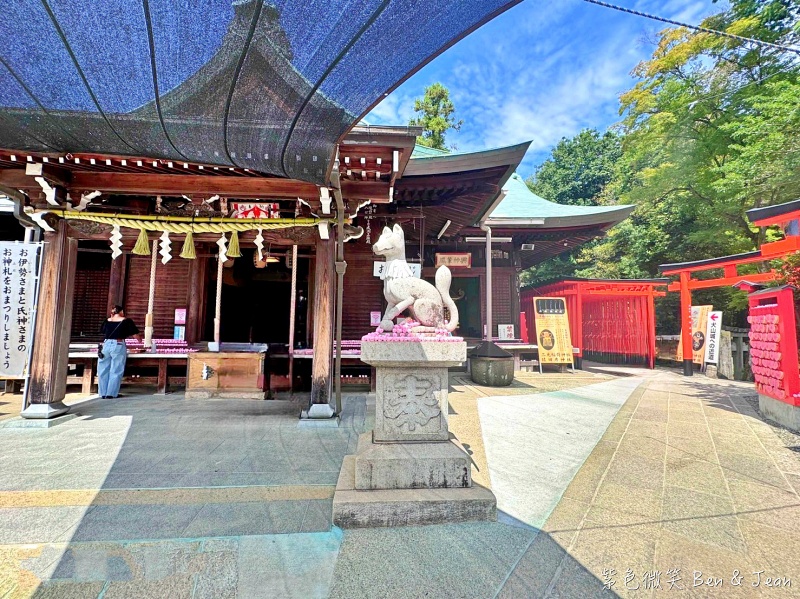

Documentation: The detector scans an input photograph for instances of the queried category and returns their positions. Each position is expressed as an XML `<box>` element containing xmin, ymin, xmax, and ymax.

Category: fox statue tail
<box><xmin>435</xmin><ymin>265</ymin><xmax>459</xmax><ymax>333</ymax></box>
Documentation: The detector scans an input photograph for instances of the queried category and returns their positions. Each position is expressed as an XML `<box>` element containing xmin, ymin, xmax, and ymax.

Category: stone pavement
<box><xmin>500</xmin><ymin>371</ymin><xmax>800</xmax><ymax>598</ymax></box>
<box><xmin>2</xmin><ymin>370</ymin><xmax>799</xmax><ymax>598</ymax></box>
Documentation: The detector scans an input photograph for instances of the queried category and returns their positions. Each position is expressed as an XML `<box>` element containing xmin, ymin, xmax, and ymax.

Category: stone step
<box><xmin>333</xmin><ymin>455</ymin><xmax>496</xmax><ymax>529</ymax></box>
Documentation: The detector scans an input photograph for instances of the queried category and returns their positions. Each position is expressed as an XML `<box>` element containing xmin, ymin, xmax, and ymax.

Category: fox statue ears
<box><xmin>381</xmin><ymin>224</ymin><xmax>405</xmax><ymax>240</ymax></box>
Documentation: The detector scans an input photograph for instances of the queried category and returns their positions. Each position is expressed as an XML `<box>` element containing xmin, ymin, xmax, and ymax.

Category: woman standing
<box><xmin>98</xmin><ymin>305</ymin><xmax>142</xmax><ymax>399</ymax></box>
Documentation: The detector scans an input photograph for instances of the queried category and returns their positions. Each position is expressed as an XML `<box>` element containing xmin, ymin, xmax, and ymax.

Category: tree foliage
<box><xmin>409</xmin><ymin>83</ymin><xmax>463</xmax><ymax>151</ymax></box>
<box><xmin>527</xmin><ymin>129</ymin><xmax>621</xmax><ymax>206</ymax></box>
<box><xmin>522</xmin><ymin>0</ymin><xmax>800</xmax><ymax>330</ymax></box>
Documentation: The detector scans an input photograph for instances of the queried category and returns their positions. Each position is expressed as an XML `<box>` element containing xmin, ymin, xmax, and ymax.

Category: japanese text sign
<box><xmin>0</xmin><ymin>242</ymin><xmax>39</xmax><ymax>377</ymax></box>
<box><xmin>435</xmin><ymin>253</ymin><xmax>471</xmax><ymax>268</ymax></box>
<box><xmin>532</xmin><ymin>297</ymin><xmax>573</xmax><ymax>365</ymax></box>
<box><xmin>704</xmin><ymin>311</ymin><xmax>723</xmax><ymax>364</ymax></box>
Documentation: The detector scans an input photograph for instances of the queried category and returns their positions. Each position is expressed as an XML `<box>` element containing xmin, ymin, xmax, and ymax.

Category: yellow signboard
<box><xmin>533</xmin><ymin>297</ymin><xmax>573</xmax><ymax>365</ymax></box>
<box><xmin>676</xmin><ymin>304</ymin><xmax>712</xmax><ymax>364</ymax></box>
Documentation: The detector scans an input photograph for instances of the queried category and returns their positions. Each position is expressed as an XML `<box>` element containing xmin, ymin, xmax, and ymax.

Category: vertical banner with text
<box><xmin>704</xmin><ymin>311</ymin><xmax>723</xmax><ymax>364</ymax></box>
<box><xmin>0</xmin><ymin>242</ymin><xmax>40</xmax><ymax>377</ymax></box>
<box><xmin>533</xmin><ymin>297</ymin><xmax>573</xmax><ymax>365</ymax></box>
<box><xmin>677</xmin><ymin>305</ymin><xmax>712</xmax><ymax>364</ymax></box>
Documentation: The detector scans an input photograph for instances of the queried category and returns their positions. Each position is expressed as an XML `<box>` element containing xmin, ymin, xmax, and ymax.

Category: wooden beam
<box><xmin>310</xmin><ymin>236</ymin><xmax>334</xmax><ymax>405</ymax></box>
<box><xmin>24</xmin><ymin>163</ymin><xmax>72</xmax><ymax>188</ymax></box>
<box><xmin>27</xmin><ymin>225</ymin><xmax>78</xmax><ymax>407</ymax></box>
<box><xmin>0</xmin><ymin>169</ymin><xmax>390</xmax><ymax>201</ymax></box>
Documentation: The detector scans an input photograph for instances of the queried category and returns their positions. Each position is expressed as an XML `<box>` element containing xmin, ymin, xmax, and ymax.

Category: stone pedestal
<box><xmin>333</xmin><ymin>339</ymin><xmax>497</xmax><ymax>528</ymax></box>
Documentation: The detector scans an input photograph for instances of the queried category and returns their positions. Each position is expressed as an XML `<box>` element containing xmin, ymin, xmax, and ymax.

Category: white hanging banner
<box><xmin>704</xmin><ymin>311</ymin><xmax>723</xmax><ymax>364</ymax></box>
<box><xmin>0</xmin><ymin>242</ymin><xmax>39</xmax><ymax>377</ymax></box>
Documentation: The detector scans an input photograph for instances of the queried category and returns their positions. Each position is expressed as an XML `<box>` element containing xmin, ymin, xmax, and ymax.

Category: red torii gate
<box><xmin>661</xmin><ymin>198</ymin><xmax>800</xmax><ymax>376</ymax></box>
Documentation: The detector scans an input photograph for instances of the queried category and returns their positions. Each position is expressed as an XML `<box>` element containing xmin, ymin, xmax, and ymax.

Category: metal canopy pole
<box><xmin>330</xmin><ymin>151</ymin><xmax>346</xmax><ymax>416</ymax></box>
<box><xmin>481</xmin><ymin>224</ymin><xmax>493</xmax><ymax>341</ymax></box>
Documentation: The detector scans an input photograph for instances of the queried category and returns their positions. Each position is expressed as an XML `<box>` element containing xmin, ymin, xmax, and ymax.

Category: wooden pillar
<box><xmin>575</xmin><ymin>284</ymin><xmax>584</xmax><ymax>369</ymax></box>
<box><xmin>107</xmin><ymin>254</ymin><xmax>127</xmax><ymax>311</ymax></box>
<box><xmin>679</xmin><ymin>272</ymin><xmax>693</xmax><ymax>376</ymax></box>
<box><xmin>186</xmin><ymin>252</ymin><xmax>208</xmax><ymax>344</ymax></box>
<box><xmin>647</xmin><ymin>287</ymin><xmax>657</xmax><ymax>369</ymax></box>
<box><xmin>22</xmin><ymin>225</ymin><xmax>78</xmax><ymax>417</ymax></box>
<box><xmin>310</xmin><ymin>236</ymin><xmax>334</xmax><ymax>405</ymax></box>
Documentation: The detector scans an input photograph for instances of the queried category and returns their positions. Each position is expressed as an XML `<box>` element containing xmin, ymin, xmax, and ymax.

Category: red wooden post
<box><xmin>679</xmin><ymin>272</ymin><xmax>693</xmax><ymax>376</ymax></box>
<box><xmin>575</xmin><ymin>282</ymin><xmax>584</xmax><ymax>365</ymax></box>
<box><xmin>647</xmin><ymin>287</ymin><xmax>657</xmax><ymax>369</ymax></box>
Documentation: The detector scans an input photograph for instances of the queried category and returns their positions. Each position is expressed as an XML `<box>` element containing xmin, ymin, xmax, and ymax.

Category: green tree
<box><xmin>409</xmin><ymin>83</ymin><xmax>463</xmax><ymax>150</ymax></box>
<box><xmin>521</xmin><ymin>0</ymin><xmax>800</xmax><ymax>306</ymax></box>
<box><xmin>527</xmin><ymin>129</ymin><xmax>622</xmax><ymax>206</ymax></box>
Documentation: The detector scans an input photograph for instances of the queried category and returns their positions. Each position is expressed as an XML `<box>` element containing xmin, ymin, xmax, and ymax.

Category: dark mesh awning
<box><xmin>0</xmin><ymin>0</ymin><xmax>520</xmax><ymax>184</ymax></box>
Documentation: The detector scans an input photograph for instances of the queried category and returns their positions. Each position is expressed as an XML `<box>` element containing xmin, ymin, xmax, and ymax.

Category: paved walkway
<box><xmin>1</xmin><ymin>370</ymin><xmax>799</xmax><ymax>597</ymax></box>
<box><xmin>501</xmin><ymin>372</ymin><xmax>800</xmax><ymax>598</ymax></box>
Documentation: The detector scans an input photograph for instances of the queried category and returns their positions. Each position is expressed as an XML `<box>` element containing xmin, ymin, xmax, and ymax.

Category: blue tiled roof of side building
<box><xmin>490</xmin><ymin>173</ymin><xmax>631</xmax><ymax>219</ymax></box>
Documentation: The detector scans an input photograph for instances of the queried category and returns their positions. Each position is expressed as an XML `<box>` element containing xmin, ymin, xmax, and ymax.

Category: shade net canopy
<box><xmin>0</xmin><ymin>0</ymin><xmax>519</xmax><ymax>184</ymax></box>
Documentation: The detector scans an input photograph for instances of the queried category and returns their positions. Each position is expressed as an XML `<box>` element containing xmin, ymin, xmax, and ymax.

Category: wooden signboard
<box><xmin>532</xmin><ymin>297</ymin><xmax>573</xmax><ymax>365</ymax></box>
<box><xmin>435</xmin><ymin>253</ymin><xmax>471</xmax><ymax>268</ymax></box>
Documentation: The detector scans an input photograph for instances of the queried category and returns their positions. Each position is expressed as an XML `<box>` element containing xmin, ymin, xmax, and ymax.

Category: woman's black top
<box><xmin>101</xmin><ymin>318</ymin><xmax>139</xmax><ymax>340</ymax></box>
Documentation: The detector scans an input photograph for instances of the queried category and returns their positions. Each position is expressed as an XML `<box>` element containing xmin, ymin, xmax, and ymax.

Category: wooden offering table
<box><xmin>185</xmin><ymin>349</ymin><xmax>267</xmax><ymax>399</ymax></box>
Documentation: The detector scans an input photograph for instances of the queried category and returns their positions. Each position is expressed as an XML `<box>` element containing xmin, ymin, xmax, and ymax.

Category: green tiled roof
<box><xmin>488</xmin><ymin>173</ymin><xmax>633</xmax><ymax>225</ymax></box>
<box><xmin>411</xmin><ymin>144</ymin><xmax>450</xmax><ymax>158</ymax></box>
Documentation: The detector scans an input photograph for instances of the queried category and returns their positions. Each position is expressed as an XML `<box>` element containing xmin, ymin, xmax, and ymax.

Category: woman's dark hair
<box><xmin>111</xmin><ymin>305</ymin><xmax>124</xmax><ymax>314</ymax></box>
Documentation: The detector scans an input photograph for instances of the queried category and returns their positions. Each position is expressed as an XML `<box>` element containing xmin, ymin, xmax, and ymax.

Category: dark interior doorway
<box><xmin>205</xmin><ymin>249</ymin><xmax>309</xmax><ymax>345</ymax></box>
<box><xmin>452</xmin><ymin>276</ymin><xmax>482</xmax><ymax>339</ymax></box>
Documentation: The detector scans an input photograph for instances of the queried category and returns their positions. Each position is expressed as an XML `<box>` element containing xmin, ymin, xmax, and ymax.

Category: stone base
<box><xmin>298</xmin><ymin>416</ymin><xmax>341</xmax><ymax>428</ymax></box>
<box><xmin>355</xmin><ymin>433</ymin><xmax>471</xmax><ymax>490</ymax></box>
<box><xmin>1</xmin><ymin>413</ymin><xmax>78</xmax><ymax>428</ymax></box>
<box><xmin>759</xmin><ymin>394</ymin><xmax>800</xmax><ymax>433</ymax></box>
<box><xmin>184</xmin><ymin>389</ymin><xmax>267</xmax><ymax>400</ymax></box>
<box><xmin>19</xmin><ymin>402</ymin><xmax>70</xmax><ymax>419</ymax></box>
<box><xmin>332</xmin><ymin>455</ymin><xmax>496</xmax><ymax>528</ymax></box>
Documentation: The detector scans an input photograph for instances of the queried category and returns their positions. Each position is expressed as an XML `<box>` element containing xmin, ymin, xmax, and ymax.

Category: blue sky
<box><xmin>366</xmin><ymin>0</ymin><xmax>724</xmax><ymax>178</ymax></box>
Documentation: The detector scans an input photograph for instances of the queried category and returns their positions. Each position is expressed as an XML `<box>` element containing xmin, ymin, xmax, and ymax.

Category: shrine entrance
<box><xmin>206</xmin><ymin>249</ymin><xmax>309</xmax><ymax>346</ymax></box>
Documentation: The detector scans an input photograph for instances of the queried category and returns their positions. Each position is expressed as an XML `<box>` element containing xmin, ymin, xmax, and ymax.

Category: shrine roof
<box><xmin>485</xmin><ymin>173</ymin><xmax>634</xmax><ymax>227</ymax></box>
<box><xmin>0</xmin><ymin>0</ymin><xmax>521</xmax><ymax>185</ymax></box>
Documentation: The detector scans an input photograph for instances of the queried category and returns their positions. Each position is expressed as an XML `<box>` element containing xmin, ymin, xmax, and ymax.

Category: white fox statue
<box><xmin>372</xmin><ymin>224</ymin><xmax>459</xmax><ymax>333</ymax></box>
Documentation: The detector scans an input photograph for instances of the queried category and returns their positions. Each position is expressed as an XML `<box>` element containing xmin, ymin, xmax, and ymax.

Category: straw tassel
<box><xmin>228</xmin><ymin>230</ymin><xmax>241</xmax><ymax>258</ymax></box>
<box><xmin>180</xmin><ymin>231</ymin><xmax>196</xmax><ymax>259</ymax></box>
<box><xmin>132</xmin><ymin>228</ymin><xmax>150</xmax><ymax>255</ymax></box>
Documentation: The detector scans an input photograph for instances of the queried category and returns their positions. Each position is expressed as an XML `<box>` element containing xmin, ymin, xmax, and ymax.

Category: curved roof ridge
<box><xmin>487</xmin><ymin>172</ymin><xmax>633</xmax><ymax>227</ymax></box>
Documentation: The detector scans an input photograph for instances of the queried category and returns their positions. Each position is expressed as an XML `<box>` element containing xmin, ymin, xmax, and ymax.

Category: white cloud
<box><xmin>366</xmin><ymin>0</ymin><xmax>721</xmax><ymax>175</ymax></box>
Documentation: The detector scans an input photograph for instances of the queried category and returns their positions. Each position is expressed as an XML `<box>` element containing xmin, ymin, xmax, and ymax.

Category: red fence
<box><xmin>521</xmin><ymin>279</ymin><xmax>667</xmax><ymax>368</ymax></box>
